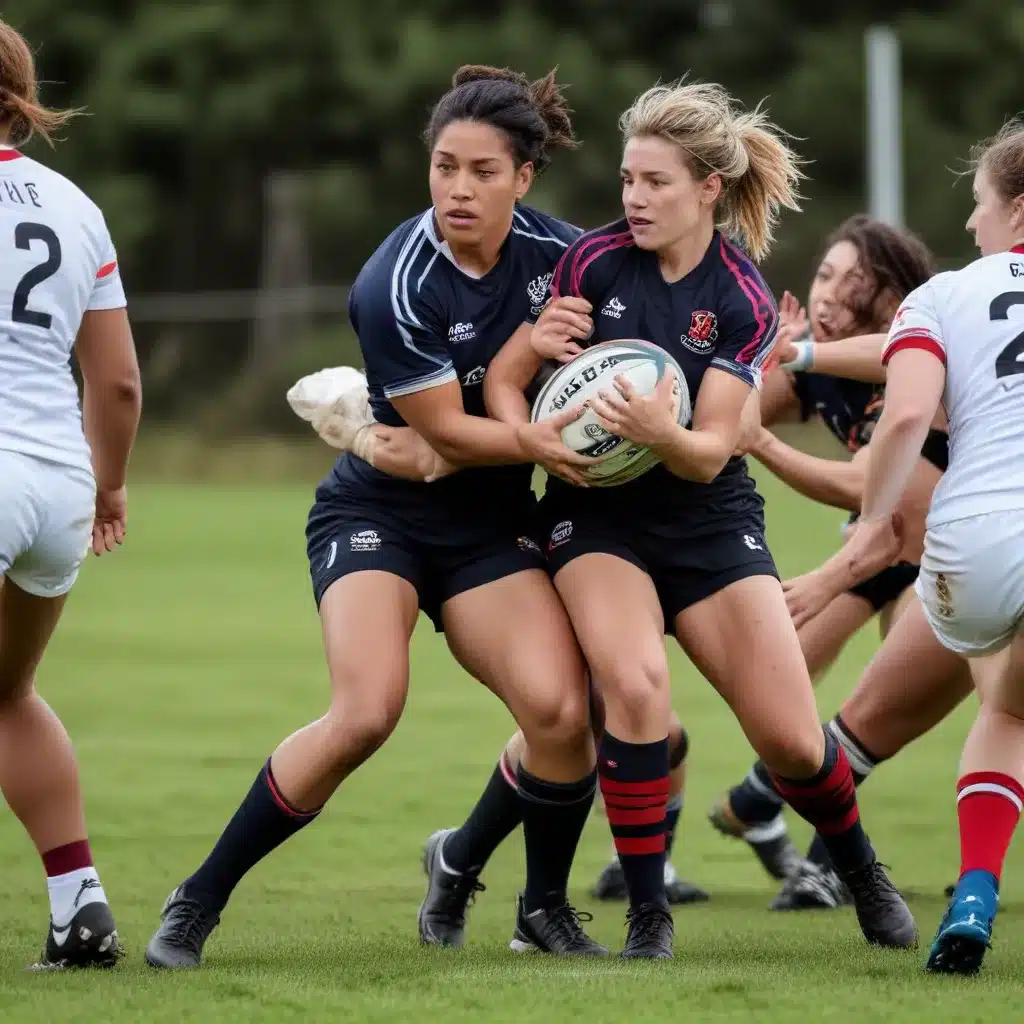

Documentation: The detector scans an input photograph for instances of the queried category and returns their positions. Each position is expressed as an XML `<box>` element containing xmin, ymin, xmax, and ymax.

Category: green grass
<box><xmin>3</xmin><ymin>466</ymin><xmax>1023</xmax><ymax>1022</ymax></box>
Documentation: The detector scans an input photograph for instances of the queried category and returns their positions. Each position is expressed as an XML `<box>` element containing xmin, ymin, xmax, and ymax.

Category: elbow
<box><xmin>91</xmin><ymin>374</ymin><xmax>142</xmax><ymax>411</ymax></box>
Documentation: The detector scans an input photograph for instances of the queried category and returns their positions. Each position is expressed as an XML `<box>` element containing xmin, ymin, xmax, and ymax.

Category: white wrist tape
<box><xmin>781</xmin><ymin>340</ymin><xmax>814</xmax><ymax>373</ymax></box>
<box><xmin>350</xmin><ymin>424</ymin><xmax>378</xmax><ymax>466</ymax></box>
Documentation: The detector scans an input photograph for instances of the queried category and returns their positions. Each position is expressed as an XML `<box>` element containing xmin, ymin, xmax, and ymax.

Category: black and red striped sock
<box><xmin>185</xmin><ymin>758</ymin><xmax>321</xmax><ymax>912</ymax></box>
<box><xmin>770</xmin><ymin>729</ymin><xmax>872</xmax><ymax>875</ymax></box>
<box><xmin>599</xmin><ymin>732</ymin><xmax>669</xmax><ymax>909</ymax></box>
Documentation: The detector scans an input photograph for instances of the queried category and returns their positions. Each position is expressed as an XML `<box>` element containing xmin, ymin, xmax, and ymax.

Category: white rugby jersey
<box><xmin>0</xmin><ymin>147</ymin><xmax>126</xmax><ymax>473</ymax></box>
<box><xmin>883</xmin><ymin>244</ymin><xmax>1024</xmax><ymax>527</ymax></box>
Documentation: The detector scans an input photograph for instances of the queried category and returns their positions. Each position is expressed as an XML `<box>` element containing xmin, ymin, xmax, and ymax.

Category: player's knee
<box><xmin>760</xmin><ymin>729</ymin><xmax>827</xmax><ymax>781</ymax></box>
<box><xmin>600</xmin><ymin>654</ymin><xmax>670</xmax><ymax>726</ymax></box>
<box><xmin>326</xmin><ymin>685</ymin><xmax>406</xmax><ymax>763</ymax></box>
<box><xmin>520</xmin><ymin>682</ymin><xmax>591</xmax><ymax>752</ymax></box>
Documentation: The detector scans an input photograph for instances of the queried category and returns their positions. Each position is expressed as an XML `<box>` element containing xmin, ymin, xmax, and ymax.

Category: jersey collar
<box><xmin>1012</xmin><ymin>244</ymin><xmax>1024</xmax><ymax>254</ymax></box>
<box><xmin>0</xmin><ymin>147</ymin><xmax>22</xmax><ymax>161</ymax></box>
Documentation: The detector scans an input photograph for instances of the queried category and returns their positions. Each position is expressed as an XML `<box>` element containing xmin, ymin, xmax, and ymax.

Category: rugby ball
<box><xmin>530</xmin><ymin>340</ymin><xmax>691</xmax><ymax>486</ymax></box>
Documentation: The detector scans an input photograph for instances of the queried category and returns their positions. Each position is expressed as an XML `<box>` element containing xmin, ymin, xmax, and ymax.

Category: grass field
<box><xmin>3</xmin><ymin>461</ymin><xmax>1023</xmax><ymax>1022</ymax></box>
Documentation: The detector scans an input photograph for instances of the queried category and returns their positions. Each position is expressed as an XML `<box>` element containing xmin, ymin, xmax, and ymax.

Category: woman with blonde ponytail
<box><xmin>485</xmin><ymin>78</ymin><xmax>917</xmax><ymax>958</ymax></box>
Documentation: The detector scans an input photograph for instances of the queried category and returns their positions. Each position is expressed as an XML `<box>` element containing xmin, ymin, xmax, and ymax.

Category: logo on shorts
<box><xmin>517</xmin><ymin>536</ymin><xmax>541</xmax><ymax>554</ymax></box>
<box><xmin>935</xmin><ymin>572</ymin><xmax>954</xmax><ymax>617</ymax></box>
<box><xmin>682</xmin><ymin>310</ymin><xmax>718</xmax><ymax>354</ymax></box>
<box><xmin>549</xmin><ymin>519</ymin><xmax>573</xmax><ymax>551</ymax></box>
<box><xmin>743</xmin><ymin>534</ymin><xmax>763</xmax><ymax>551</ymax></box>
<box><xmin>324</xmin><ymin>540</ymin><xmax>339</xmax><ymax>570</ymax></box>
<box><xmin>461</xmin><ymin>365</ymin><xmax>486</xmax><ymax>387</ymax></box>
<box><xmin>528</xmin><ymin>272</ymin><xmax>553</xmax><ymax>316</ymax></box>
<box><xmin>350</xmin><ymin>530</ymin><xmax>381</xmax><ymax>553</ymax></box>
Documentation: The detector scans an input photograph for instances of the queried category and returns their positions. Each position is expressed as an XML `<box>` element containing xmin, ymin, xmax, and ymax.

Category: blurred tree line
<box><xmin>3</xmin><ymin>0</ymin><xmax>1022</xmax><ymax>433</ymax></box>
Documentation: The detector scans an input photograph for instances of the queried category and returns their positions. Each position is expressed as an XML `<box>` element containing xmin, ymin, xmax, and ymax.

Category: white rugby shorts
<box><xmin>917</xmin><ymin>510</ymin><xmax>1024</xmax><ymax>657</ymax></box>
<box><xmin>0</xmin><ymin>449</ymin><xmax>95</xmax><ymax>598</ymax></box>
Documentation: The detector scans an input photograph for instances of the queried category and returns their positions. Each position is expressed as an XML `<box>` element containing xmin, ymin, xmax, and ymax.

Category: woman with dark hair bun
<box><xmin>146</xmin><ymin>65</ymin><xmax>610</xmax><ymax>968</ymax></box>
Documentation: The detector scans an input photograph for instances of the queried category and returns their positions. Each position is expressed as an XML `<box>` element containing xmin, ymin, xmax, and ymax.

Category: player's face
<box><xmin>429</xmin><ymin>121</ymin><xmax>533</xmax><ymax>249</ymax></box>
<box><xmin>620</xmin><ymin>136</ymin><xmax>721</xmax><ymax>251</ymax></box>
<box><xmin>967</xmin><ymin>168</ymin><xmax>1023</xmax><ymax>256</ymax></box>
<box><xmin>807</xmin><ymin>241</ymin><xmax>870</xmax><ymax>344</ymax></box>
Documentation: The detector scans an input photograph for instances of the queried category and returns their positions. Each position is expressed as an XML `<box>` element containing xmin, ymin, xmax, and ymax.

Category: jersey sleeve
<box><xmin>87</xmin><ymin>223</ymin><xmax>126</xmax><ymax>311</ymax></box>
<box><xmin>711</xmin><ymin>301</ymin><xmax>779</xmax><ymax>390</ymax></box>
<box><xmin>525</xmin><ymin>224</ymin><xmax>630</xmax><ymax>324</ymax></box>
<box><xmin>349</xmin><ymin>263</ymin><xmax>455</xmax><ymax>400</ymax></box>
<box><xmin>883</xmin><ymin>281</ymin><xmax>946</xmax><ymax>366</ymax></box>
<box><xmin>712</xmin><ymin>240</ymin><xmax>779</xmax><ymax>389</ymax></box>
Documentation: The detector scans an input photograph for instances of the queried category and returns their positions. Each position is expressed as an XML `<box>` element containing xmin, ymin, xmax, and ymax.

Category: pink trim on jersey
<box><xmin>1013</xmin><ymin>244</ymin><xmax>1024</xmax><ymax>254</ymax></box>
<box><xmin>718</xmin><ymin>236</ymin><xmax>774</xmax><ymax>365</ymax></box>
<box><xmin>96</xmin><ymin>261</ymin><xmax>118</xmax><ymax>279</ymax></box>
<box><xmin>552</xmin><ymin>230</ymin><xmax>633</xmax><ymax>299</ymax></box>
<box><xmin>0</xmin><ymin>149</ymin><xmax>22</xmax><ymax>162</ymax></box>
<box><xmin>882</xmin><ymin>334</ymin><xmax>946</xmax><ymax>366</ymax></box>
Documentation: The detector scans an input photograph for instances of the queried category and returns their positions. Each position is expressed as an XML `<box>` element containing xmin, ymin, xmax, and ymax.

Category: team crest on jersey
<box><xmin>527</xmin><ymin>272</ymin><xmax>553</xmax><ymax>316</ymax></box>
<box><xmin>682</xmin><ymin>310</ymin><xmax>718</xmax><ymax>353</ymax></box>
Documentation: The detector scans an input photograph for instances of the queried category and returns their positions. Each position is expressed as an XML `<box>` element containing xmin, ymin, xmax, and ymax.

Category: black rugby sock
<box><xmin>184</xmin><ymin>759</ymin><xmax>321</xmax><ymax>913</ymax></box>
<box><xmin>728</xmin><ymin>760</ymin><xmax>786</xmax><ymax>826</ymax></box>
<box><xmin>444</xmin><ymin>751</ymin><xmax>523</xmax><ymax>874</ymax></box>
<box><xmin>518</xmin><ymin>765</ymin><xmax>597</xmax><ymax>913</ymax></box>
<box><xmin>600</xmin><ymin>732</ymin><xmax>670</xmax><ymax>910</ymax></box>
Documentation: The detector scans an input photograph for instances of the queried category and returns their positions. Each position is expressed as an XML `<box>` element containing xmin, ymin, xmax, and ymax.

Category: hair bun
<box><xmin>452</xmin><ymin>65</ymin><xmax>529</xmax><ymax>90</ymax></box>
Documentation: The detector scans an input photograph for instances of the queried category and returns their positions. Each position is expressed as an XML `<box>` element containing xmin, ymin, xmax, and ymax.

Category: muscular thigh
<box><xmin>675</xmin><ymin>575</ymin><xmax>819</xmax><ymax>755</ymax></box>
<box><xmin>552</xmin><ymin>553</ymin><xmax>667</xmax><ymax>690</ymax></box>
<box><xmin>841</xmin><ymin>594</ymin><xmax>973</xmax><ymax>759</ymax></box>
<box><xmin>442</xmin><ymin>567</ymin><xmax>588</xmax><ymax>723</ymax></box>
<box><xmin>0</xmin><ymin>579</ymin><xmax>67</xmax><ymax>698</ymax></box>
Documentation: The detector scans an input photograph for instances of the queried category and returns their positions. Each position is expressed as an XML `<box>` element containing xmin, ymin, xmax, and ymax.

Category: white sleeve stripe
<box><xmin>383</xmin><ymin>365</ymin><xmax>458</xmax><ymax>398</ymax></box>
<box><xmin>711</xmin><ymin>356</ymin><xmax>757</xmax><ymax>386</ymax></box>
<box><xmin>388</xmin><ymin>216</ymin><xmax>447</xmax><ymax>368</ymax></box>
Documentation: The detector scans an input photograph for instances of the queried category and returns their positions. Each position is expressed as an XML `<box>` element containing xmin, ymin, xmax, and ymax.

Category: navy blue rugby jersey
<box><xmin>791</xmin><ymin>360</ymin><xmax>882</xmax><ymax>453</ymax></box>
<box><xmin>537</xmin><ymin>219</ymin><xmax>779</xmax><ymax>531</ymax></box>
<box><xmin>323</xmin><ymin>205</ymin><xmax>581</xmax><ymax>523</ymax></box>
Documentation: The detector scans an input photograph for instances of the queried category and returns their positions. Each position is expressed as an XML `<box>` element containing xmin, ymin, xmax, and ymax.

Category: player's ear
<box><xmin>515</xmin><ymin>161</ymin><xmax>534</xmax><ymax>201</ymax></box>
<box><xmin>1010</xmin><ymin>193</ymin><xmax>1024</xmax><ymax>234</ymax></box>
<box><xmin>701</xmin><ymin>172</ymin><xmax>723</xmax><ymax>207</ymax></box>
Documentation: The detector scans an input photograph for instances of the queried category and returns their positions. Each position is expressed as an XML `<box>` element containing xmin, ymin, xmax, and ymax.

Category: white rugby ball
<box><xmin>530</xmin><ymin>340</ymin><xmax>691</xmax><ymax>486</ymax></box>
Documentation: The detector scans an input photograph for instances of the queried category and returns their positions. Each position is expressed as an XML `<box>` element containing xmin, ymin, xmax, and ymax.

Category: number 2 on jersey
<box><xmin>12</xmin><ymin>222</ymin><xmax>62</xmax><ymax>329</ymax></box>
<box><xmin>993</xmin><ymin>291</ymin><xmax>1024</xmax><ymax>380</ymax></box>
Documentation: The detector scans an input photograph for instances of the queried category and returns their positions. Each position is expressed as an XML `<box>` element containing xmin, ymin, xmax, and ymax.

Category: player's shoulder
<box><xmin>711</xmin><ymin>233</ymin><xmax>777</xmax><ymax>324</ymax></box>
<box><xmin>10</xmin><ymin>154</ymin><xmax>106</xmax><ymax>224</ymax></box>
<box><xmin>554</xmin><ymin>217</ymin><xmax>635</xmax><ymax>291</ymax></box>
<box><xmin>511</xmin><ymin>204</ymin><xmax>582</xmax><ymax>249</ymax></box>
<box><xmin>350</xmin><ymin>209</ymin><xmax>445</xmax><ymax>318</ymax></box>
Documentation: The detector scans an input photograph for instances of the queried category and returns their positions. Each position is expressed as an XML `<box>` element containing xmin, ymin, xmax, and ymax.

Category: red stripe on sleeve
<box><xmin>882</xmin><ymin>335</ymin><xmax>945</xmax><ymax>366</ymax></box>
<box><xmin>96</xmin><ymin>261</ymin><xmax>118</xmax><ymax>279</ymax></box>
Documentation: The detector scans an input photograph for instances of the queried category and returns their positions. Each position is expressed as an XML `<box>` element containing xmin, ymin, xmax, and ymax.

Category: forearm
<box><xmin>429</xmin><ymin>414</ymin><xmax>528</xmax><ymax>467</ymax></box>
<box><xmin>83</xmin><ymin>382</ymin><xmax>141</xmax><ymax>489</ymax></box>
<box><xmin>752</xmin><ymin>432</ymin><xmax>863</xmax><ymax>511</ymax></box>
<box><xmin>485</xmin><ymin>377</ymin><xmax>533</xmax><ymax>427</ymax></box>
<box><xmin>787</xmin><ymin>334</ymin><xmax>887</xmax><ymax>384</ymax></box>
<box><xmin>366</xmin><ymin>425</ymin><xmax>457</xmax><ymax>482</ymax></box>
<box><xmin>650</xmin><ymin>425</ymin><xmax>732</xmax><ymax>484</ymax></box>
